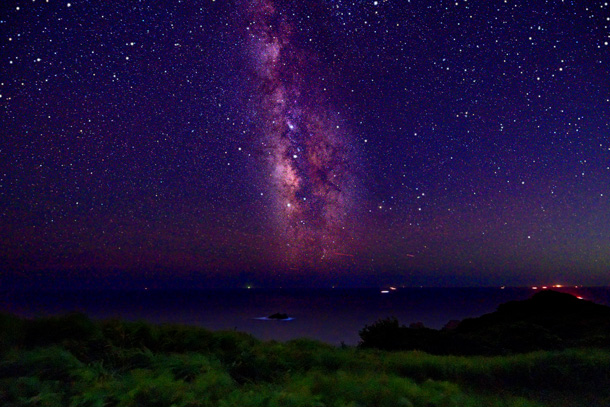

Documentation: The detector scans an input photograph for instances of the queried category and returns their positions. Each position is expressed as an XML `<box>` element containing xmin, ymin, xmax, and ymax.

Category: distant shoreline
<box><xmin>2</xmin><ymin>287</ymin><xmax>609</xmax><ymax>346</ymax></box>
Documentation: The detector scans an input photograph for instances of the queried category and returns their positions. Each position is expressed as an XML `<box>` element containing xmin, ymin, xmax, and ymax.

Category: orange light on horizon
<box><xmin>532</xmin><ymin>286</ymin><xmax>538</xmax><ymax>290</ymax></box>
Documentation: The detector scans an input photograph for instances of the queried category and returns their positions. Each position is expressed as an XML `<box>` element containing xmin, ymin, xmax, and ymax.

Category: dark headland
<box><xmin>359</xmin><ymin>290</ymin><xmax>610</xmax><ymax>354</ymax></box>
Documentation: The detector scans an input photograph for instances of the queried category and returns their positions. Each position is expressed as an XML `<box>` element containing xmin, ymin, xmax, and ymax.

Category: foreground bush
<box><xmin>0</xmin><ymin>312</ymin><xmax>609</xmax><ymax>407</ymax></box>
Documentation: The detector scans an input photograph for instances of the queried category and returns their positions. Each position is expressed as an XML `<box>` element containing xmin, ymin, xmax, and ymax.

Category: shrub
<box><xmin>23</xmin><ymin>313</ymin><xmax>101</xmax><ymax>348</ymax></box>
<box><xmin>0</xmin><ymin>376</ymin><xmax>64</xmax><ymax>407</ymax></box>
<box><xmin>359</xmin><ymin>317</ymin><xmax>405</xmax><ymax>350</ymax></box>
<box><xmin>0</xmin><ymin>346</ymin><xmax>83</xmax><ymax>382</ymax></box>
<box><xmin>0</xmin><ymin>313</ymin><xmax>25</xmax><ymax>353</ymax></box>
<box><xmin>101</xmin><ymin>320</ymin><xmax>158</xmax><ymax>350</ymax></box>
<box><xmin>115</xmin><ymin>369</ymin><xmax>190</xmax><ymax>407</ymax></box>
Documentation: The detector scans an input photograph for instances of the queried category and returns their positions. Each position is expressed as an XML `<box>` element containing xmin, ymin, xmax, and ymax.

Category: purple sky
<box><xmin>1</xmin><ymin>0</ymin><xmax>609</xmax><ymax>288</ymax></box>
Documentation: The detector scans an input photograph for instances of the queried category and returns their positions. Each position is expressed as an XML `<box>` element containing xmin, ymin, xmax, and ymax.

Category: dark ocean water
<box><xmin>1</xmin><ymin>287</ymin><xmax>609</xmax><ymax>345</ymax></box>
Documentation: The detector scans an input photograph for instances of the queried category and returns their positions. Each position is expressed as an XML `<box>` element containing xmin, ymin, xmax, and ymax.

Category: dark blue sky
<box><xmin>1</xmin><ymin>0</ymin><xmax>609</xmax><ymax>288</ymax></box>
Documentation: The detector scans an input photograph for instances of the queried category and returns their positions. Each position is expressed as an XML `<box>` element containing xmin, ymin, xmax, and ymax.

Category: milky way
<box><xmin>245</xmin><ymin>0</ymin><xmax>359</xmax><ymax>267</ymax></box>
<box><xmin>3</xmin><ymin>0</ymin><xmax>609</xmax><ymax>288</ymax></box>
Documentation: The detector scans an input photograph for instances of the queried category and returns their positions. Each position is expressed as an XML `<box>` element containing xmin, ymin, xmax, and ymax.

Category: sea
<box><xmin>1</xmin><ymin>286</ymin><xmax>609</xmax><ymax>346</ymax></box>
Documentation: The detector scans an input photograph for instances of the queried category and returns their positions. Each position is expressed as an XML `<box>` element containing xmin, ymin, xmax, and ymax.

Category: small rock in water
<box><xmin>268</xmin><ymin>312</ymin><xmax>289</xmax><ymax>320</ymax></box>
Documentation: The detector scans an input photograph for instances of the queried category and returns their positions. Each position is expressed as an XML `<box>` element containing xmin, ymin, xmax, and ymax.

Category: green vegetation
<box><xmin>1</xmin><ymin>311</ymin><xmax>609</xmax><ymax>406</ymax></box>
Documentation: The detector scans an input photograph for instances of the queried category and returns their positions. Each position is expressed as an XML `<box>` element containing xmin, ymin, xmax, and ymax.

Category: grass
<box><xmin>1</xmin><ymin>312</ymin><xmax>609</xmax><ymax>406</ymax></box>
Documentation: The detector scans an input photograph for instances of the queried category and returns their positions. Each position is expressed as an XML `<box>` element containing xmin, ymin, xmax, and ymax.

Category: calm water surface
<box><xmin>2</xmin><ymin>287</ymin><xmax>608</xmax><ymax>345</ymax></box>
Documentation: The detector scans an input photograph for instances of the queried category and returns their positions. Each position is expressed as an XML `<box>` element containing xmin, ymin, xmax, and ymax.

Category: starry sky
<box><xmin>1</xmin><ymin>0</ymin><xmax>609</xmax><ymax>289</ymax></box>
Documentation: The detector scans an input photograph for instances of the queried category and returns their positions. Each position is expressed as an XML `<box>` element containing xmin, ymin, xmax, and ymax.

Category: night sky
<box><xmin>2</xmin><ymin>0</ymin><xmax>609</xmax><ymax>289</ymax></box>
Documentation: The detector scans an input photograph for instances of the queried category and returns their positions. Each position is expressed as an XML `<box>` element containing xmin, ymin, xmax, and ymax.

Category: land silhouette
<box><xmin>359</xmin><ymin>290</ymin><xmax>610</xmax><ymax>354</ymax></box>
